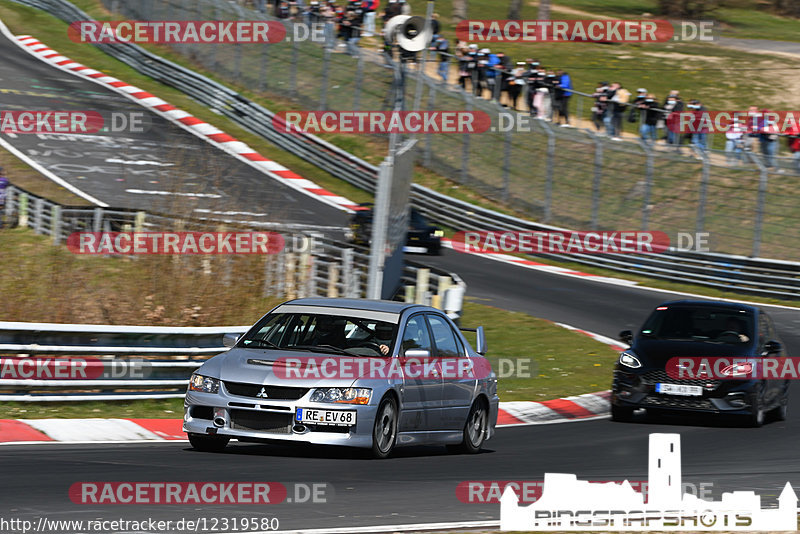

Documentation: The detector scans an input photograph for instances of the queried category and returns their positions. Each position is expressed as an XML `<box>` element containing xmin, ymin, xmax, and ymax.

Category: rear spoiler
<box><xmin>459</xmin><ymin>326</ymin><xmax>487</xmax><ymax>356</ymax></box>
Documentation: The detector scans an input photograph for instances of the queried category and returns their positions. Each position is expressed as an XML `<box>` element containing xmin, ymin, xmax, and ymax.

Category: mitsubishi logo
<box><xmin>256</xmin><ymin>387</ymin><xmax>269</xmax><ymax>398</ymax></box>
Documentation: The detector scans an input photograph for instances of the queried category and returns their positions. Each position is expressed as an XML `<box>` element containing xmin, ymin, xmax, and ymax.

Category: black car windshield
<box><xmin>239</xmin><ymin>313</ymin><xmax>397</xmax><ymax>356</ymax></box>
<box><xmin>640</xmin><ymin>306</ymin><xmax>754</xmax><ymax>343</ymax></box>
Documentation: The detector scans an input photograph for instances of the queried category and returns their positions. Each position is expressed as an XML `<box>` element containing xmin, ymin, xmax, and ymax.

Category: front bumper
<box><xmin>184</xmin><ymin>389</ymin><xmax>379</xmax><ymax>448</ymax></box>
<box><xmin>612</xmin><ymin>368</ymin><xmax>757</xmax><ymax>415</ymax></box>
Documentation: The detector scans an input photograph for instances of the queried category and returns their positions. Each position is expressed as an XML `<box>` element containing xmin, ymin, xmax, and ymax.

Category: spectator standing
<box><xmin>382</xmin><ymin>0</ymin><xmax>400</xmax><ymax>23</ymax></box>
<box><xmin>638</xmin><ymin>93</ymin><xmax>659</xmax><ymax>145</ymax></box>
<box><xmin>688</xmin><ymin>99</ymin><xmax>708</xmax><ymax>150</ymax></box>
<box><xmin>602</xmin><ymin>82</ymin><xmax>619</xmax><ymax>137</ymax></box>
<box><xmin>485</xmin><ymin>49</ymin><xmax>501</xmax><ymax>101</ymax></box>
<box><xmin>759</xmin><ymin>109</ymin><xmax>779</xmax><ymax>168</ymax></box>
<box><xmin>554</xmin><ymin>70</ymin><xmax>572</xmax><ymax>126</ymax></box>
<box><xmin>786</xmin><ymin>122</ymin><xmax>800</xmax><ymax>173</ymax></box>
<box><xmin>429</xmin><ymin>34</ymin><xmax>449</xmax><ymax>83</ymax></box>
<box><xmin>361</xmin><ymin>0</ymin><xmax>378</xmax><ymax>36</ymax></box>
<box><xmin>506</xmin><ymin>62</ymin><xmax>526</xmax><ymax>110</ymax></box>
<box><xmin>611</xmin><ymin>84</ymin><xmax>630</xmax><ymax>138</ymax></box>
<box><xmin>725</xmin><ymin>119</ymin><xmax>745</xmax><ymax>165</ymax></box>
<box><xmin>662</xmin><ymin>91</ymin><xmax>683</xmax><ymax>146</ymax></box>
<box><xmin>591</xmin><ymin>81</ymin><xmax>609</xmax><ymax>132</ymax></box>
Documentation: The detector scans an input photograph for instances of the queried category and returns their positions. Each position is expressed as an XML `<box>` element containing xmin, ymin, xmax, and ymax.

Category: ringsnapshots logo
<box><xmin>456</xmin><ymin>20</ymin><xmax>714</xmax><ymax>43</ymax></box>
<box><xmin>500</xmin><ymin>433</ymin><xmax>797</xmax><ymax>531</ymax></box>
<box><xmin>273</xmin><ymin>111</ymin><xmax>492</xmax><ymax>135</ymax></box>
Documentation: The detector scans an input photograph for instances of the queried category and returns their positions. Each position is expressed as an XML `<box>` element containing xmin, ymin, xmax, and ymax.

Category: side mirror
<box><xmin>765</xmin><ymin>340</ymin><xmax>783</xmax><ymax>354</ymax></box>
<box><xmin>476</xmin><ymin>326</ymin><xmax>487</xmax><ymax>355</ymax></box>
<box><xmin>404</xmin><ymin>349</ymin><xmax>430</xmax><ymax>358</ymax></box>
<box><xmin>619</xmin><ymin>330</ymin><xmax>633</xmax><ymax>345</ymax></box>
<box><xmin>223</xmin><ymin>333</ymin><xmax>240</xmax><ymax>348</ymax></box>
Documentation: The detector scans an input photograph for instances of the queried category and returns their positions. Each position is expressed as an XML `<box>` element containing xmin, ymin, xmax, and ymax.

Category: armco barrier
<box><xmin>6</xmin><ymin>0</ymin><xmax>800</xmax><ymax>299</ymax></box>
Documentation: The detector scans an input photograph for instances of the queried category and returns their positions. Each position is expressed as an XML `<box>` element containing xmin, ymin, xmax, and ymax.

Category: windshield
<box><xmin>641</xmin><ymin>306</ymin><xmax>754</xmax><ymax>344</ymax></box>
<box><xmin>239</xmin><ymin>313</ymin><xmax>398</xmax><ymax>356</ymax></box>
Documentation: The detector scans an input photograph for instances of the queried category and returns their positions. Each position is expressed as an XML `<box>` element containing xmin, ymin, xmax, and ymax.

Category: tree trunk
<box><xmin>452</xmin><ymin>0</ymin><xmax>467</xmax><ymax>23</ymax></box>
<box><xmin>508</xmin><ymin>0</ymin><xmax>523</xmax><ymax>20</ymax></box>
<box><xmin>538</xmin><ymin>0</ymin><xmax>551</xmax><ymax>20</ymax></box>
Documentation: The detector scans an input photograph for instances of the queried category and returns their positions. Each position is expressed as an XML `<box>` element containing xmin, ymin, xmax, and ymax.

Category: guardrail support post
<box><xmin>18</xmin><ymin>193</ymin><xmax>28</xmax><ymax>228</ymax></box>
<box><xmin>5</xmin><ymin>186</ymin><xmax>14</xmax><ymax>224</ymax></box>
<box><xmin>342</xmin><ymin>248</ymin><xmax>356</xmax><ymax>298</ymax></box>
<box><xmin>285</xmin><ymin>252</ymin><xmax>296</xmax><ymax>300</ymax></box>
<box><xmin>327</xmin><ymin>263</ymin><xmax>339</xmax><ymax>297</ymax></box>
<box><xmin>34</xmin><ymin>198</ymin><xmax>44</xmax><ymax>234</ymax></box>
<box><xmin>415</xmin><ymin>268</ymin><xmax>429</xmax><ymax>305</ymax></box>
<box><xmin>134</xmin><ymin>211</ymin><xmax>145</xmax><ymax>233</ymax></box>
<box><xmin>591</xmin><ymin>134</ymin><xmax>603</xmax><ymax>231</ymax></box>
<box><xmin>694</xmin><ymin>146</ymin><xmax>709</xmax><ymax>236</ymax></box>
<box><xmin>640</xmin><ymin>140</ymin><xmax>654</xmax><ymax>231</ymax></box>
<box><xmin>51</xmin><ymin>205</ymin><xmax>61</xmax><ymax>245</ymax></box>
<box><xmin>404</xmin><ymin>285</ymin><xmax>415</xmax><ymax>303</ymax></box>
<box><xmin>93</xmin><ymin>207</ymin><xmax>103</xmax><ymax>233</ymax></box>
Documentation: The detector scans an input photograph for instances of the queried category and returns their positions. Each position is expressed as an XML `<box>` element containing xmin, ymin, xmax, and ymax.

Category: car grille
<box><xmin>223</xmin><ymin>382</ymin><xmax>309</xmax><ymax>400</ymax></box>
<box><xmin>642</xmin><ymin>396</ymin><xmax>714</xmax><ymax>410</ymax></box>
<box><xmin>641</xmin><ymin>369</ymin><xmax>720</xmax><ymax>389</ymax></box>
<box><xmin>230</xmin><ymin>409</ymin><xmax>292</xmax><ymax>434</ymax></box>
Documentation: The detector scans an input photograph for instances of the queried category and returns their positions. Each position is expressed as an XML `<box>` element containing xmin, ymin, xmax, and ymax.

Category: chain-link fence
<box><xmin>99</xmin><ymin>0</ymin><xmax>800</xmax><ymax>261</ymax></box>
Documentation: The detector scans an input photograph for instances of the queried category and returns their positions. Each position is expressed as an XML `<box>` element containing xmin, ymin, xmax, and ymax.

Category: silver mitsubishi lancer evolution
<box><xmin>184</xmin><ymin>298</ymin><xmax>499</xmax><ymax>458</ymax></box>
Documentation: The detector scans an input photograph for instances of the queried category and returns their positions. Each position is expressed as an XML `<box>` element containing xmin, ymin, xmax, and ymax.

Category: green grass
<box><xmin>0</xmin><ymin>399</ymin><xmax>184</xmax><ymax>419</ymax></box>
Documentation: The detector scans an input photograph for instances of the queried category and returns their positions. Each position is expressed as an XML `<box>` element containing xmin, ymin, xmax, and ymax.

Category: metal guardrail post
<box><xmin>320</xmin><ymin>46</ymin><xmax>331</xmax><ymax>111</ymax></box>
<box><xmin>18</xmin><ymin>192</ymin><xmax>28</xmax><ymax>228</ymax></box>
<box><xmin>342</xmin><ymin>248</ymin><xmax>356</xmax><ymax>298</ymax></box>
<box><xmin>749</xmin><ymin>152</ymin><xmax>769</xmax><ymax>258</ymax></box>
<box><xmin>92</xmin><ymin>207</ymin><xmax>103</xmax><ymax>233</ymax></box>
<box><xmin>693</xmin><ymin>145</ymin><xmax>709</xmax><ymax>236</ymax></box>
<box><xmin>34</xmin><ymin>197</ymin><xmax>44</xmax><ymax>234</ymax></box>
<box><xmin>415</xmin><ymin>268</ymin><xmax>429</xmax><ymax>305</ymax></box>
<box><xmin>290</xmin><ymin>35</ymin><xmax>299</xmax><ymax>98</ymax></box>
<box><xmin>353</xmin><ymin>52</ymin><xmax>364</xmax><ymax>111</ymax></box>
<box><xmin>51</xmin><ymin>205</ymin><xmax>61</xmax><ymax>244</ymax></box>
<box><xmin>542</xmin><ymin>119</ymin><xmax>556</xmax><ymax>223</ymax></box>
<box><xmin>591</xmin><ymin>133</ymin><xmax>603</xmax><ymax>231</ymax></box>
<box><xmin>639</xmin><ymin>140</ymin><xmax>654</xmax><ymax>231</ymax></box>
<box><xmin>4</xmin><ymin>186</ymin><xmax>14</xmax><ymax>223</ymax></box>
<box><xmin>461</xmin><ymin>92</ymin><xmax>471</xmax><ymax>186</ymax></box>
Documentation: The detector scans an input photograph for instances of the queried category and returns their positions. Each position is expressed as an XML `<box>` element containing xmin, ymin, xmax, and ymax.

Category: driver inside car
<box><xmin>722</xmin><ymin>316</ymin><xmax>750</xmax><ymax>343</ymax></box>
<box><xmin>373</xmin><ymin>323</ymin><xmax>394</xmax><ymax>356</ymax></box>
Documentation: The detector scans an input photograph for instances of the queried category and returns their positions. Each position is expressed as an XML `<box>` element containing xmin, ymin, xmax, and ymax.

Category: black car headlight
<box><xmin>619</xmin><ymin>351</ymin><xmax>642</xmax><ymax>369</ymax></box>
<box><xmin>189</xmin><ymin>373</ymin><xmax>220</xmax><ymax>394</ymax></box>
<box><xmin>310</xmin><ymin>387</ymin><xmax>372</xmax><ymax>405</ymax></box>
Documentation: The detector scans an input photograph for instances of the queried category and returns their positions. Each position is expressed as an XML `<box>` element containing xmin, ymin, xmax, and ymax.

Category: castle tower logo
<box><xmin>500</xmin><ymin>433</ymin><xmax>797</xmax><ymax>531</ymax></box>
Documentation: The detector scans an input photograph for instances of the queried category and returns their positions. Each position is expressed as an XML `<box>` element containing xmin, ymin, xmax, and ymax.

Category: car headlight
<box><xmin>189</xmin><ymin>373</ymin><xmax>220</xmax><ymax>394</ymax></box>
<box><xmin>432</xmin><ymin>230</ymin><xmax>444</xmax><ymax>238</ymax></box>
<box><xmin>619</xmin><ymin>352</ymin><xmax>642</xmax><ymax>369</ymax></box>
<box><xmin>310</xmin><ymin>387</ymin><xmax>372</xmax><ymax>405</ymax></box>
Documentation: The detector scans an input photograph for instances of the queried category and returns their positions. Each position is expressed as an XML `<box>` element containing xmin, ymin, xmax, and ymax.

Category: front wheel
<box><xmin>371</xmin><ymin>396</ymin><xmax>398</xmax><ymax>459</ymax></box>
<box><xmin>448</xmin><ymin>399</ymin><xmax>488</xmax><ymax>454</ymax></box>
<box><xmin>188</xmin><ymin>433</ymin><xmax>230</xmax><ymax>452</ymax></box>
<box><xmin>745</xmin><ymin>387</ymin><xmax>765</xmax><ymax>427</ymax></box>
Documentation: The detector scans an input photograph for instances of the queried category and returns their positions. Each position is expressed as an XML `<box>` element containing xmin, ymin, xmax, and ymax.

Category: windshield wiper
<box><xmin>292</xmin><ymin>344</ymin><xmax>351</xmax><ymax>355</ymax></box>
<box><xmin>243</xmin><ymin>339</ymin><xmax>280</xmax><ymax>349</ymax></box>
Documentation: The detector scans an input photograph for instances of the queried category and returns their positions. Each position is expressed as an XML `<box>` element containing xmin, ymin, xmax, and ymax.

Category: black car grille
<box><xmin>642</xmin><ymin>396</ymin><xmax>714</xmax><ymax>410</ymax></box>
<box><xmin>230</xmin><ymin>409</ymin><xmax>292</xmax><ymax>434</ymax></box>
<box><xmin>641</xmin><ymin>369</ymin><xmax>721</xmax><ymax>389</ymax></box>
<box><xmin>223</xmin><ymin>382</ymin><xmax>309</xmax><ymax>400</ymax></box>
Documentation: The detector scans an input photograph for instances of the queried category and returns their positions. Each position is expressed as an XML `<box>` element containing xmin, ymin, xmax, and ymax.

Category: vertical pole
<box><xmin>544</xmin><ymin>121</ymin><xmax>555</xmax><ymax>223</ymax></box>
<box><xmin>51</xmin><ymin>205</ymin><xmax>61</xmax><ymax>245</ymax></box>
<box><xmin>415</xmin><ymin>268</ymin><xmax>429</xmax><ymax>305</ymax></box>
<box><xmin>641</xmin><ymin>141</ymin><xmax>654</xmax><ymax>231</ymax></box>
<box><xmin>353</xmin><ymin>52</ymin><xmax>364</xmax><ymax>111</ymax></box>
<box><xmin>591</xmin><ymin>136</ymin><xmax>603</xmax><ymax>231</ymax></box>
<box><xmin>694</xmin><ymin>146</ymin><xmax>709</xmax><ymax>237</ymax></box>
<box><xmin>752</xmin><ymin>163</ymin><xmax>769</xmax><ymax>258</ymax></box>
<box><xmin>18</xmin><ymin>193</ymin><xmax>28</xmax><ymax>228</ymax></box>
<box><xmin>461</xmin><ymin>92</ymin><xmax>471</xmax><ymax>185</ymax></box>
<box><xmin>320</xmin><ymin>46</ymin><xmax>331</xmax><ymax>110</ymax></box>
<box><xmin>327</xmin><ymin>263</ymin><xmax>339</xmax><ymax>297</ymax></box>
<box><xmin>502</xmin><ymin>124</ymin><xmax>511</xmax><ymax>204</ymax></box>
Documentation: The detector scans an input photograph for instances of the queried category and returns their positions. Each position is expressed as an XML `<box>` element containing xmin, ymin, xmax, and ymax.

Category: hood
<box><xmin>199</xmin><ymin>347</ymin><xmax>381</xmax><ymax>388</ymax></box>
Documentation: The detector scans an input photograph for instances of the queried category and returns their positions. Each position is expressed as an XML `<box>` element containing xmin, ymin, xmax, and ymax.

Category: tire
<box><xmin>769</xmin><ymin>396</ymin><xmax>789</xmax><ymax>422</ymax></box>
<box><xmin>611</xmin><ymin>404</ymin><xmax>633</xmax><ymax>422</ymax></box>
<box><xmin>745</xmin><ymin>387</ymin><xmax>765</xmax><ymax>427</ymax></box>
<box><xmin>188</xmin><ymin>433</ymin><xmax>230</xmax><ymax>452</ymax></box>
<box><xmin>448</xmin><ymin>399</ymin><xmax>489</xmax><ymax>454</ymax></box>
<box><xmin>371</xmin><ymin>395</ymin><xmax>398</xmax><ymax>459</ymax></box>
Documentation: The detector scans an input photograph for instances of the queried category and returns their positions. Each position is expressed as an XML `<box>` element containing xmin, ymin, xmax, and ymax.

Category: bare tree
<box><xmin>538</xmin><ymin>0</ymin><xmax>551</xmax><ymax>20</ymax></box>
<box><xmin>508</xmin><ymin>0</ymin><xmax>524</xmax><ymax>20</ymax></box>
<box><xmin>452</xmin><ymin>0</ymin><xmax>467</xmax><ymax>22</ymax></box>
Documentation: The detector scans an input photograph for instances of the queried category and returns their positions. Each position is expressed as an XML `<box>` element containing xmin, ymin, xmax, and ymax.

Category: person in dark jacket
<box><xmin>638</xmin><ymin>93</ymin><xmax>659</xmax><ymax>145</ymax></box>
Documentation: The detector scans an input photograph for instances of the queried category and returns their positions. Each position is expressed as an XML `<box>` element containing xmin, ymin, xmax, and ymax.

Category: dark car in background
<box><xmin>348</xmin><ymin>204</ymin><xmax>443</xmax><ymax>255</ymax></box>
<box><xmin>611</xmin><ymin>300</ymin><xmax>789</xmax><ymax>426</ymax></box>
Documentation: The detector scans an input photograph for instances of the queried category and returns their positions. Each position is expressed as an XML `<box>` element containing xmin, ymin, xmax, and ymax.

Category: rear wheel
<box><xmin>188</xmin><ymin>433</ymin><xmax>230</xmax><ymax>452</ymax></box>
<box><xmin>371</xmin><ymin>396</ymin><xmax>398</xmax><ymax>459</ymax></box>
<box><xmin>611</xmin><ymin>404</ymin><xmax>633</xmax><ymax>422</ymax></box>
<box><xmin>448</xmin><ymin>399</ymin><xmax>488</xmax><ymax>454</ymax></box>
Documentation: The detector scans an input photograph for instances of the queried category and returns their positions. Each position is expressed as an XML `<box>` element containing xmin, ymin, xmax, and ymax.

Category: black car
<box><xmin>348</xmin><ymin>204</ymin><xmax>443</xmax><ymax>255</ymax></box>
<box><xmin>611</xmin><ymin>300</ymin><xmax>789</xmax><ymax>426</ymax></box>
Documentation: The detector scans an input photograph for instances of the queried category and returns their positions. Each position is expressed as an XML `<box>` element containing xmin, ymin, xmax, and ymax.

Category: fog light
<box><xmin>213</xmin><ymin>408</ymin><xmax>227</xmax><ymax>427</ymax></box>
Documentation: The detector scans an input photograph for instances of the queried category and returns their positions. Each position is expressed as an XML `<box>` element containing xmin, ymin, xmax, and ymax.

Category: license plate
<box><xmin>296</xmin><ymin>408</ymin><xmax>356</xmax><ymax>426</ymax></box>
<box><xmin>656</xmin><ymin>383</ymin><xmax>702</xmax><ymax>396</ymax></box>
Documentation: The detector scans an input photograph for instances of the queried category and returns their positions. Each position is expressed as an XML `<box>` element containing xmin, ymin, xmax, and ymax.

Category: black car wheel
<box><xmin>611</xmin><ymin>404</ymin><xmax>633</xmax><ymax>422</ymax></box>
<box><xmin>448</xmin><ymin>399</ymin><xmax>488</xmax><ymax>454</ymax></box>
<box><xmin>746</xmin><ymin>386</ymin><xmax>765</xmax><ymax>427</ymax></box>
<box><xmin>371</xmin><ymin>396</ymin><xmax>398</xmax><ymax>459</ymax></box>
<box><xmin>188</xmin><ymin>433</ymin><xmax>230</xmax><ymax>452</ymax></box>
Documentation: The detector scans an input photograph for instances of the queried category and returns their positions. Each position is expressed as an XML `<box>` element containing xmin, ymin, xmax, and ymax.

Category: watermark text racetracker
<box><xmin>274</xmin><ymin>111</ymin><xmax>492</xmax><ymax>135</ymax></box>
<box><xmin>457</xmin><ymin>19</ymin><xmax>714</xmax><ymax>43</ymax></box>
<box><xmin>0</xmin><ymin>111</ymin><xmax>150</xmax><ymax>135</ymax></box>
<box><xmin>0</xmin><ymin>357</ymin><xmax>149</xmax><ymax>380</ymax></box>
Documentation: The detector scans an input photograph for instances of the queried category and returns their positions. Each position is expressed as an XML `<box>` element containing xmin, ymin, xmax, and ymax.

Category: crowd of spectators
<box><xmin>240</xmin><ymin>0</ymin><xmax>797</xmax><ymax>170</ymax></box>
